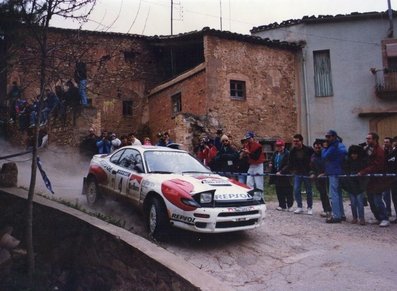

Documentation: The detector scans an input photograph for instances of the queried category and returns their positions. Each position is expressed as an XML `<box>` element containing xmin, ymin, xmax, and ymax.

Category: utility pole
<box><xmin>171</xmin><ymin>0</ymin><xmax>173</xmax><ymax>35</ymax></box>
<box><xmin>219</xmin><ymin>0</ymin><xmax>223</xmax><ymax>31</ymax></box>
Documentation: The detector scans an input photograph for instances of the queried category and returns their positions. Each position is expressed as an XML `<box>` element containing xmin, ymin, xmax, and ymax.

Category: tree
<box><xmin>0</xmin><ymin>0</ymin><xmax>96</xmax><ymax>286</ymax></box>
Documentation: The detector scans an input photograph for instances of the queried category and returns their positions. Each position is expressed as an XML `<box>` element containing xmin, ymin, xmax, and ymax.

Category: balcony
<box><xmin>372</xmin><ymin>68</ymin><xmax>397</xmax><ymax>99</ymax></box>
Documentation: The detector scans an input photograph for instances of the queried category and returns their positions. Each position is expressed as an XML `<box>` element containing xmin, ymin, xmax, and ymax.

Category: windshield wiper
<box><xmin>149</xmin><ymin>170</ymin><xmax>173</xmax><ymax>174</ymax></box>
<box><xmin>182</xmin><ymin>171</ymin><xmax>212</xmax><ymax>174</ymax></box>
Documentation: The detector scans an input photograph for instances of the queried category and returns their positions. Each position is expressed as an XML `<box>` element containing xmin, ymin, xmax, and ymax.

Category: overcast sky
<box><xmin>52</xmin><ymin>0</ymin><xmax>396</xmax><ymax>36</ymax></box>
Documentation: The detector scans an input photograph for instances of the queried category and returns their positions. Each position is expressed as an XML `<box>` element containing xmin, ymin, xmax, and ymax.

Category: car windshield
<box><xmin>144</xmin><ymin>150</ymin><xmax>211</xmax><ymax>174</ymax></box>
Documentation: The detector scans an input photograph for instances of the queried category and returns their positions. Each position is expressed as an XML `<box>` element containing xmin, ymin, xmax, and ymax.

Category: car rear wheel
<box><xmin>147</xmin><ymin>197</ymin><xmax>170</xmax><ymax>240</ymax></box>
<box><xmin>86</xmin><ymin>178</ymin><xmax>102</xmax><ymax>206</ymax></box>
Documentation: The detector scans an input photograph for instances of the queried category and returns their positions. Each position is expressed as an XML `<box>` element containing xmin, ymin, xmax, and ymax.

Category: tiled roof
<box><xmin>48</xmin><ymin>26</ymin><xmax>300</xmax><ymax>50</ymax></box>
<box><xmin>251</xmin><ymin>10</ymin><xmax>396</xmax><ymax>33</ymax></box>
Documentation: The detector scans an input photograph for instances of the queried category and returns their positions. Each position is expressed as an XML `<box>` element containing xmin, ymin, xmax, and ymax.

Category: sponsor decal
<box><xmin>117</xmin><ymin>169</ymin><xmax>130</xmax><ymax>177</ymax></box>
<box><xmin>227</xmin><ymin>206</ymin><xmax>255</xmax><ymax>212</ymax></box>
<box><xmin>171</xmin><ymin>213</ymin><xmax>196</xmax><ymax>224</ymax></box>
<box><xmin>201</xmin><ymin>178</ymin><xmax>231</xmax><ymax>186</ymax></box>
<box><xmin>129</xmin><ymin>174</ymin><xmax>142</xmax><ymax>192</ymax></box>
<box><xmin>215</xmin><ymin>193</ymin><xmax>251</xmax><ymax>200</ymax></box>
<box><xmin>100</xmin><ymin>160</ymin><xmax>113</xmax><ymax>173</ymax></box>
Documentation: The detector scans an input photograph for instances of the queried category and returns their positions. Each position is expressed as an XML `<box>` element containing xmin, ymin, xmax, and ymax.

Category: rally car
<box><xmin>83</xmin><ymin>145</ymin><xmax>266</xmax><ymax>239</ymax></box>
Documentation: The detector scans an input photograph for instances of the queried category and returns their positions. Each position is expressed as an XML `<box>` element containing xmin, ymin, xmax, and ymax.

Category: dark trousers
<box><xmin>275</xmin><ymin>184</ymin><xmax>294</xmax><ymax>209</ymax></box>
<box><xmin>390</xmin><ymin>182</ymin><xmax>397</xmax><ymax>216</ymax></box>
<box><xmin>367</xmin><ymin>192</ymin><xmax>381</xmax><ymax>221</ymax></box>
<box><xmin>315</xmin><ymin>178</ymin><xmax>332</xmax><ymax>212</ymax></box>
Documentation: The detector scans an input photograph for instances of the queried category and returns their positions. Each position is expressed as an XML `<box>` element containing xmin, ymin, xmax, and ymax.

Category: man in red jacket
<box><xmin>358</xmin><ymin>132</ymin><xmax>389</xmax><ymax>227</ymax></box>
<box><xmin>241</xmin><ymin>131</ymin><xmax>266</xmax><ymax>199</ymax></box>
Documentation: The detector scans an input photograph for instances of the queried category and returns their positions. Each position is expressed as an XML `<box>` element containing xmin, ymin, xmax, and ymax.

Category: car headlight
<box><xmin>200</xmin><ymin>192</ymin><xmax>213</xmax><ymax>204</ymax></box>
<box><xmin>248</xmin><ymin>189</ymin><xmax>263</xmax><ymax>201</ymax></box>
<box><xmin>181</xmin><ymin>198</ymin><xmax>201</xmax><ymax>208</ymax></box>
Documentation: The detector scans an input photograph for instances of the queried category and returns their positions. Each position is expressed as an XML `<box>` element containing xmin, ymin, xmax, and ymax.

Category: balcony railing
<box><xmin>372</xmin><ymin>68</ymin><xmax>397</xmax><ymax>99</ymax></box>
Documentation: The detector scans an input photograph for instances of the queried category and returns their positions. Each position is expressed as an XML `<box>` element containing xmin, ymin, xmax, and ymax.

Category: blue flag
<box><xmin>37</xmin><ymin>157</ymin><xmax>54</xmax><ymax>194</ymax></box>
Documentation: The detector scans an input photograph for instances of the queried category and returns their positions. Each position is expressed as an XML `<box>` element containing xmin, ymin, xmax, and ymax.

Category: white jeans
<box><xmin>247</xmin><ymin>163</ymin><xmax>264</xmax><ymax>191</ymax></box>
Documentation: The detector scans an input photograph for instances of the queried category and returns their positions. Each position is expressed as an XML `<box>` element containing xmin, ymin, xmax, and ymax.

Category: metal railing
<box><xmin>372</xmin><ymin>68</ymin><xmax>397</xmax><ymax>96</ymax></box>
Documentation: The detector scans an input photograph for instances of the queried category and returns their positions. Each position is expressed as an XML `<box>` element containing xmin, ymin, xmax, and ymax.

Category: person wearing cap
<box><xmin>269</xmin><ymin>139</ymin><xmax>293</xmax><ymax>211</ymax></box>
<box><xmin>241</xmin><ymin>131</ymin><xmax>266</xmax><ymax>197</ymax></box>
<box><xmin>80</xmin><ymin>127</ymin><xmax>98</xmax><ymax>156</ymax></box>
<box><xmin>286</xmin><ymin>134</ymin><xmax>314</xmax><ymax>215</ymax></box>
<box><xmin>322</xmin><ymin>130</ymin><xmax>347</xmax><ymax>223</ymax></box>
<box><xmin>215</xmin><ymin>135</ymin><xmax>239</xmax><ymax>177</ymax></box>
<box><xmin>310</xmin><ymin>139</ymin><xmax>332</xmax><ymax>218</ymax></box>
<box><xmin>358</xmin><ymin>132</ymin><xmax>390</xmax><ymax>227</ymax></box>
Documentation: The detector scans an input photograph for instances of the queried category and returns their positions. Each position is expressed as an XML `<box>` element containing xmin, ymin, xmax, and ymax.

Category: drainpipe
<box><xmin>388</xmin><ymin>0</ymin><xmax>394</xmax><ymax>38</ymax></box>
<box><xmin>301</xmin><ymin>47</ymin><xmax>311</xmax><ymax>143</ymax></box>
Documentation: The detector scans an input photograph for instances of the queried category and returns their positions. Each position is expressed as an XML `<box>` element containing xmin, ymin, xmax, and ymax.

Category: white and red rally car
<box><xmin>83</xmin><ymin>145</ymin><xmax>266</xmax><ymax>239</ymax></box>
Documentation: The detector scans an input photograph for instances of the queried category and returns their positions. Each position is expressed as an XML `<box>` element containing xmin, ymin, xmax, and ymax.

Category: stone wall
<box><xmin>5</xmin><ymin>28</ymin><xmax>162</xmax><ymax>137</ymax></box>
<box><xmin>205</xmin><ymin>35</ymin><xmax>298</xmax><ymax>142</ymax></box>
<box><xmin>0</xmin><ymin>191</ymin><xmax>202</xmax><ymax>290</ymax></box>
<box><xmin>148</xmin><ymin>68</ymin><xmax>207</xmax><ymax>144</ymax></box>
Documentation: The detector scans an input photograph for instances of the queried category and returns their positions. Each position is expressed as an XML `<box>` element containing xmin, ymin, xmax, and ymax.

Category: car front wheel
<box><xmin>147</xmin><ymin>197</ymin><xmax>170</xmax><ymax>240</ymax></box>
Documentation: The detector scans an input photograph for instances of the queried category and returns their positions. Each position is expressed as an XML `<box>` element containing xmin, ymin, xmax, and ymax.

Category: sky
<box><xmin>52</xmin><ymin>0</ymin><xmax>396</xmax><ymax>36</ymax></box>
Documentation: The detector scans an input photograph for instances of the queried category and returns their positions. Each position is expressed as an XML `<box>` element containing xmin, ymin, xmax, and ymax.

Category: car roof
<box><xmin>118</xmin><ymin>145</ymin><xmax>186</xmax><ymax>155</ymax></box>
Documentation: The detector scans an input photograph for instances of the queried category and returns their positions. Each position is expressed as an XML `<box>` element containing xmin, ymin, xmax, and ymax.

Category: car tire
<box><xmin>147</xmin><ymin>197</ymin><xmax>170</xmax><ymax>241</ymax></box>
<box><xmin>86</xmin><ymin>178</ymin><xmax>102</xmax><ymax>206</ymax></box>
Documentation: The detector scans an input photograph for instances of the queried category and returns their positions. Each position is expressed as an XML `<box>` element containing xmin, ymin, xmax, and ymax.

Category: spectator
<box><xmin>358</xmin><ymin>132</ymin><xmax>389</xmax><ymax>227</ymax></box>
<box><xmin>197</xmin><ymin>137</ymin><xmax>218</xmax><ymax>171</ymax></box>
<box><xmin>322</xmin><ymin>130</ymin><xmax>347</xmax><ymax>223</ymax></box>
<box><xmin>287</xmin><ymin>134</ymin><xmax>314</xmax><ymax>215</ymax></box>
<box><xmin>74</xmin><ymin>61</ymin><xmax>89</xmax><ymax>107</ymax></box>
<box><xmin>214</xmin><ymin>129</ymin><xmax>223</xmax><ymax>151</ymax></box>
<box><xmin>110</xmin><ymin>133</ymin><xmax>122</xmax><ymax>153</ymax></box>
<box><xmin>64</xmin><ymin>80</ymin><xmax>80</xmax><ymax>108</ymax></box>
<box><xmin>241</xmin><ymin>131</ymin><xmax>265</xmax><ymax>199</ymax></box>
<box><xmin>342</xmin><ymin>145</ymin><xmax>368</xmax><ymax>225</ymax></box>
<box><xmin>55</xmin><ymin>85</ymin><xmax>67</xmax><ymax>124</ymax></box>
<box><xmin>310</xmin><ymin>139</ymin><xmax>332</xmax><ymax>218</ymax></box>
<box><xmin>119</xmin><ymin>135</ymin><xmax>129</xmax><ymax>147</ymax></box>
<box><xmin>96</xmin><ymin>130</ymin><xmax>111</xmax><ymax>154</ymax></box>
<box><xmin>236</xmin><ymin>139</ymin><xmax>250</xmax><ymax>184</ymax></box>
<box><xmin>143</xmin><ymin>137</ymin><xmax>152</xmax><ymax>145</ymax></box>
<box><xmin>270</xmin><ymin>139</ymin><xmax>293</xmax><ymax>211</ymax></box>
<box><xmin>383</xmin><ymin>137</ymin><xmax>393</xmax><ymax>217</ymax></box>
<box><xmin>80</xmin><ymin>128</ymin><xmax>98</xmax><ymax>157</ymax></box>
<box><xmin>157</xmin><ymin>131</ymin><xmax>173</xmax><ymax>146</ymax></box>
<box><xmin>128</xmin><ymin>132</ymin><xmax>142</xmax><ymax>145</ymax></box>
<box><xmin>388</xmin><ymin>136</ymin><xmax>397</xmax><ymax>223</ymax></box>
<box><xmin>215</xmin><ymin>135</ymin><xmax>239</xmax><ymax>177</ymax></box>
<box><xmin>7</xmin><ymin>81</ymin><xmax>21</xmax><ymax>123</ymax></box>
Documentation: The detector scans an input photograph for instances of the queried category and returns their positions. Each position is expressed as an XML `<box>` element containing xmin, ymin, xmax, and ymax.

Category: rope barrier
<box><xmin>215</xmin><ymin>171</ymin><xmax>397</xmax><ymax>178</ymax></box>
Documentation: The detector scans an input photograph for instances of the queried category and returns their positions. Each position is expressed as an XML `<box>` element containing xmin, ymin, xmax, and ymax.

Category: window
<box><xmin>171</xmin><ymin>93</ymin><xmax>182</xmax><ymax>115</ymax></box>
<box><xmin>230</xmin><ymin>80</ymin><xmax>246</xmax><ymax>100</ymax></box>
<box><xmin>123</xmin><ymin>100</ymin><xmax>133</xmax><ymax>116</ymax></box>
<box><xmin>313</xmin><ymin>50</ymin><xmax>333</xmax><ymax>97</ymax></box>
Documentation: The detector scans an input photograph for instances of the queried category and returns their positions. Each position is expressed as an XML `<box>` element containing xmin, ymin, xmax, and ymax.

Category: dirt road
<box><xmin>9</xmin><ymin>146</ymin><xmax>397</xmax><ymax>290</ymax></box>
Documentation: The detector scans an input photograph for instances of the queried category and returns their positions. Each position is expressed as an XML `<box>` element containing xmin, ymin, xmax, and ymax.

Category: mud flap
<box><xmin>82</xmin><ymin>177</ymin><xmax>87</xmax><ymax>195</ymax></box>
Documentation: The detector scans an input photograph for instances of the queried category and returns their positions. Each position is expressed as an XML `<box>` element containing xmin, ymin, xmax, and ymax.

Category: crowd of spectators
<box><xmin>195</xmin><ymin>128</ymin><xmax>397</xmax><ymax>227</ymax></box>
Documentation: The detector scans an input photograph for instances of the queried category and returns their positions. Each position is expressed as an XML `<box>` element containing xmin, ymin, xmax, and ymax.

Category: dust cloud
<box><xmin>0</xmin><ymin>138</ymin><xmax>89</xmax><ymax>204</ymax></box>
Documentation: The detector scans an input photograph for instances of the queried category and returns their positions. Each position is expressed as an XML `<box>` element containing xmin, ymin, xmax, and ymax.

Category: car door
<box><xmin>105</xmin><ymin>149</ymin><xmax>125</xmax><ymax>195</ymax></box>
<box><xmin>117</xmin><ymin>149</ymin><xmax>145</xmax><ymax>205</ymax></box>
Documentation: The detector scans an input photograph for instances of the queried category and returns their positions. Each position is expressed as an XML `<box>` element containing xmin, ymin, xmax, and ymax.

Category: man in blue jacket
<box><xmin>322</xmin><ymin>130</ymin><xmax>347</xmax><ymax>223</ymax></box>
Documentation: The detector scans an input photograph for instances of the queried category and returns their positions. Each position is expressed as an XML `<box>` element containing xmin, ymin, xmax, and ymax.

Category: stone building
<box><xmin>1</xmin><ymin>26</ymin><xmax>300</xmax><ymax>152</ymax></box>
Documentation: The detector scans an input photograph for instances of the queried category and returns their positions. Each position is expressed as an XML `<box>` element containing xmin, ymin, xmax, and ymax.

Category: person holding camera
<box><xmin>96</xmin><ymin>130</ymin><xmax>111</xmax><ymax>154</ymax></box>
<box><xmin>197</xmin><ymin>137</ymin><xmax>218</xmax><ymax>171</ymax></box>
<box><xmin>214</xmin><ymin>135</ymin><xmax>239</xmax><ymax>177</ymax></box>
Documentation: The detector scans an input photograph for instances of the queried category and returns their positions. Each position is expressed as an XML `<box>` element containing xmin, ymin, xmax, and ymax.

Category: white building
<box><xmin>251</xmin><ymin>11</ymin><xmax>397</xmax><ymax>146</ymax></box>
